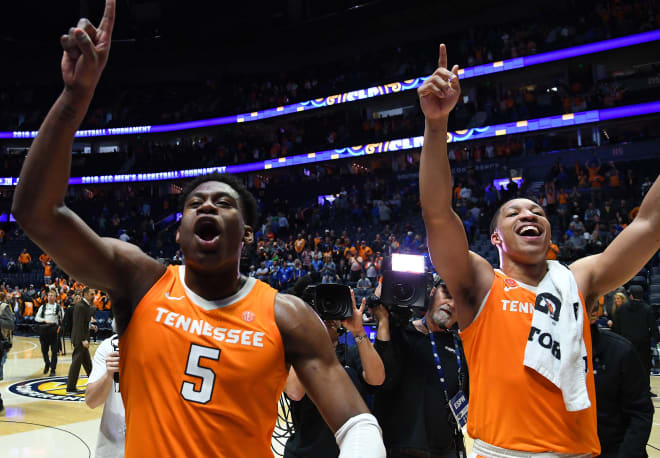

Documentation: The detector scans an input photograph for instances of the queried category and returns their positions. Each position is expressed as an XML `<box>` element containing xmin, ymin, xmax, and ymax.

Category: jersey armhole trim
<box><xmin>272</xmin><ymin>292</ymin><xmax>290</xmax><ymax>365</ymax></box>
<box><xmin>130</xmin><ymin>266</ymin><xmax>173</xmax><ymax>317</ymax></box>
<box><xmin>459</xmin><ymin>286</ymin><xmax>492</xmax><ymax>334</ymax></box>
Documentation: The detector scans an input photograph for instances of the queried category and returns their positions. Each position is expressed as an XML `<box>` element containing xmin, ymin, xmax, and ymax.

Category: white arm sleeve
<box><xmin>35</xmin><ymin>305</ymin><xmax>44</xmax><ymax>323</ymax></box>
<box><xmin>335</xmin><ymin>413</ymin><xmax>386</xmax><ymax>458</ymax></box>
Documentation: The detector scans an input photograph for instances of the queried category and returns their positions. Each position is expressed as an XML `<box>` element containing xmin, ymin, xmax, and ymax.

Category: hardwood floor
<box><xmin>2</xmin><ymin>336</ymin><xmax>660</xmax><ymax>457</ymax></box>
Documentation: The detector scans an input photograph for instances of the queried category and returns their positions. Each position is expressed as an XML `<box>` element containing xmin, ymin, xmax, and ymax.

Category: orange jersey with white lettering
<box><xmin>460</xmin><ymin>270</ymin><xmax>599</xmax><ymax>455</ymax></box>
<box><xmin>120</xmin><ymin>265</ymin><xmax>288</xmax><ymax>458</ymax></box>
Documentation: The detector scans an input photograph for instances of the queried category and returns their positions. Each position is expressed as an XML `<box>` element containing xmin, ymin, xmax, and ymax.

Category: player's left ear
<box><xmin>176</xmin><ymin>229</ymin><xmax>180</xmax><ymax>244</ymax></box>
<box><xmin>491</xmin><ymin>230</ymin><xmax>502</xmax><ymax>247</ymax></box>
<box><xmin>243</xmin><ymin>226</ymin><xmax>254</xmax><ymax>244</ymax></box>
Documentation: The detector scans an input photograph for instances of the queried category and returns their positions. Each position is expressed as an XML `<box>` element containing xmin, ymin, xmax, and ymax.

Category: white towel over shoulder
<box><xmin>523</xmin><ymin>260</ymin><xmax>590</xmax><ymax>412</ymax></box>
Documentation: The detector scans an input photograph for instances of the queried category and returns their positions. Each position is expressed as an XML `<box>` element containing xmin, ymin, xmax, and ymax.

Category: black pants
<box><xmin>67</xmin><ymin>343</ymin><xmax>92</xmax><ymax>390</ymax></box>
<box><xmin>632</xmin><ymin>341</ymin><xmax>652</xmax><ymax>390</ymax></box>
<box><xmin>39</xmin><ymin>325</ymin><xmax>59</xmax><ymax>372</ymax></box>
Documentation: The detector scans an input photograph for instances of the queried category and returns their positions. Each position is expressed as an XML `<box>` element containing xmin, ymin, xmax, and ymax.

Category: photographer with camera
<box><xmin>370</xmin><ymin>271</ymin><xmax>468</xmax><ymax>458</ymax></box>
<box><xmin>284</xmin><ymin>287</ymin><xmax>385</xmax><ymax>458</ymax></box>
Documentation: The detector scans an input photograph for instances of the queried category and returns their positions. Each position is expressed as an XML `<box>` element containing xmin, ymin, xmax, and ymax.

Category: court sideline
<box><xmin>2</xmin><ymin>336</ymin><xmax>660</xmax><ymax>457</ymax></box>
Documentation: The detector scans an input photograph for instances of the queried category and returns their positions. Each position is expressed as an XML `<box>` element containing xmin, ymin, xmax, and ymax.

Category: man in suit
<box><xmin>612</xmin><ymin>284</ymin><xmax>660</xmax><ymax>393</ymax></box>
<box><xmin>67</xmin><ymin>287</ymin><xmax>96</xmax><ymax>393</ymax></box>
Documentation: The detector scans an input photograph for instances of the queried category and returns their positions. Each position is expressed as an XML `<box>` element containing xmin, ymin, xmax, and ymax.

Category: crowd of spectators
<box><xmin>1</xmin><ymin>0</ymin><xmax>656</xmax><ymax>133</ymax></box>
<box><xmin>2</xmin><ymin>63</ymin><xmax>658</xmax><ymax>181</ymax></box>
<box><xmin>2</xmin><ymin>152</ymin><xmax>658</xmax><ymax>329</ymax></box>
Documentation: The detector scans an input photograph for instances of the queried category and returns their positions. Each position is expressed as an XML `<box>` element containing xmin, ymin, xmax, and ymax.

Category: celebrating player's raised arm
<box><xmin>11</xmin><ymin>0</ymin><xmax>164</xmax><ymax>317</ymax></box>
<box><xmin>418</xmin><ymin>45</ymin><xmax>493</xmax><ymax>328</ymax></box>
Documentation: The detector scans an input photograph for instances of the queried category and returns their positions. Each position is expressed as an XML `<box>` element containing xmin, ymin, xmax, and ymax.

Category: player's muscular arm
<box><xmin>11</xmin><ymin>0</ymin><xmax>164</xmax><ymax>308</ymax></box>
<box><xmin>275</xmin><ymin>294</ymin><xmax>369</xmax><ymax>432</ymax></box>
<box><xmin>418</xmin><ymin>45</ymin><xmax>493</xmax><ymax>328</ymax></box>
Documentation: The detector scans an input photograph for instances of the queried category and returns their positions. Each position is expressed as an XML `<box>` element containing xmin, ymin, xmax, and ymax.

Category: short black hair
<box><xmin>628</xmin><ymin>284</ymin><xmax>644</xmax><ymax>300</ymax></box>
<box><xmin>489</xmin><ymin>204</ymin><xmax>503</xmax><ymax>235</ymax></box>
<box><xmin>178</xmin><ymin>172</ymin><xmax>259</xmax><ymax>229</ymax></box>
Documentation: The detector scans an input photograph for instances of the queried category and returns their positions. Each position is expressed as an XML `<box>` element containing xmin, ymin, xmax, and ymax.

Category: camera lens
<box><xmin>393</xmin><ymin>282</ymin><xmax>415</xmax><ymax>303</ymax></box>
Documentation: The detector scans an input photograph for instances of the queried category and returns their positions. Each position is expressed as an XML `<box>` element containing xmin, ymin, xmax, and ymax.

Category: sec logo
<box><xmin>8</xmin><ymin>376</ymin><xmax>88</xmax><ymax>402</ymax></box>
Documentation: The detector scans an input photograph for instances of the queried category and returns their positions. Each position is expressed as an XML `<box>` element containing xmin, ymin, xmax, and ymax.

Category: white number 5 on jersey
<box><xmin>181</xmin><ymin>343</ymin><xmax>220</xmax><ymax>404</ymax></box>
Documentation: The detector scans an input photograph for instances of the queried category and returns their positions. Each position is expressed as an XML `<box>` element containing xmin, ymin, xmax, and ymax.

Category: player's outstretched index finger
<box><xmin>98</xmin><ymin>0</ymin><xmax>116</xmax><ymax>37</ymax></box>
<box><xmin>438</xmin><ymin>43</ymin><xmax>447</xmax><ymax>70</ymax></box>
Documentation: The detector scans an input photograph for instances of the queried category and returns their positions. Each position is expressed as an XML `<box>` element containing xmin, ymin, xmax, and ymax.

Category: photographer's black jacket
<box><xmin>591</xmin><ymin>324</ymin><xmax>653</xmax><ymax>458</ymax></box>
<box><xmin>284</xmin><ymin>344</ymin><xmax>367</xmax><ymax>458</ymax></box>
<box><xmin>373</xmin><ymin>322</ymin><xmax>468</xmax><ymax>455</ymax></box>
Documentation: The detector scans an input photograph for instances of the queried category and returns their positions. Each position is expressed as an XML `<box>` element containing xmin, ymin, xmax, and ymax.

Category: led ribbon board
<box><xmin>2</xmin><ymin>100</ymin><xmax>659</xmax><ymax>187</ymax></box>
<box><xmin>2</xmin><ymin>30</ymin><xmax>660</xmax><ymax>140</ymax></box>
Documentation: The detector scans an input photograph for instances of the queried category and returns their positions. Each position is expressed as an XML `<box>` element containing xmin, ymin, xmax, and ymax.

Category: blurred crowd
<box><xmin>1</xmin><ymin>0</ymin><xmax>657</xmax><ymax>132</ymax></box>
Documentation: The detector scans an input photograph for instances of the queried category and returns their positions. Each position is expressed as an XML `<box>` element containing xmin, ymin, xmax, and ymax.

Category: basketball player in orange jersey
<box><xmin>418</xmin><ymin>44</ymin><xmax>659</xmax><ymax>457</ymax></box>
<box><xmin>11</xmin><ymin>2</ymin><xmax>385</xmax><ymax>457</ymax></box>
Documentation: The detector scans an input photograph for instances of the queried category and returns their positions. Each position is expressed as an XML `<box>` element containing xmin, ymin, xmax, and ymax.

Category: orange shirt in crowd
<box><xmin>18</xmin><ymin>252</ymin><xmax>31</xmax><ymax>264</ymax></box>
<box><xmin>546</xmin><ymin>244</ymin><xmax>559</xmax><ymax>260</ymax></box>
<box><xmin>94</xmin><ymin>292</ymin><xmax>104</xmax><ymax>310</ymax></box>
<box><xmin>294</xmin><ymin>238</ymin><xmax>305</xmax><ymax>253</ymax></box>
<box><xmin>358</xmin><ymin>245</ymin><xmax>373</xmax><ymax>260</ymax></box>
<box><xmin>590</xmin><ymin>174</ymin><xmax>604</xmax><ymax>188</ymax></box>
<box><xmin>39</xmin><ymin>253</ymin><xmax>51</xmax><ymax>265</ymax></box>
<box><xmin>609</xmin><ymin>173</ymin><xmax>620</xmax><ymax>188</ymax></box>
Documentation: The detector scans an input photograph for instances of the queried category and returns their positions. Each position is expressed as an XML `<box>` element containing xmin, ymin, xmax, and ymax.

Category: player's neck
<box><xmin>500</xmin><ymin>256</ymin><xmax>548</xmax><ymax>286</ymax></box>
<box><xmin>184</xmin><ymin>265</ymin><xmax>244</xmax><ymax>301</ymax></box>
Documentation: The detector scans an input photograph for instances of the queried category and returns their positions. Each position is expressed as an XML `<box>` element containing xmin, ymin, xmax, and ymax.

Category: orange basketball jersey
<box><xmin>120</xmin><ymin>265</ymin><xmax>288</xmax><ymax>457</ymax></box>
<box><xmin>460</xmin><ymin>269</ymin><xmax>599</xmax><ymax>455</ymax></box>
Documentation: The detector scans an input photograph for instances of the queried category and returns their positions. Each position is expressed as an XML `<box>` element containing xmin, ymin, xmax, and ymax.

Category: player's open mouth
<box><xmin>516</xmin><ymin>224</ymin><xmax>543</xmax><ymax>241</ymax></box>
<box><xmin>516</xmin><ymin>224</ymin><xmax>543</xmax><ymax>238</ymax></box>
<box><xmin>194</xmin><ymin>218</ymin><xmax>221</xmax><ymax>248</ymax></box>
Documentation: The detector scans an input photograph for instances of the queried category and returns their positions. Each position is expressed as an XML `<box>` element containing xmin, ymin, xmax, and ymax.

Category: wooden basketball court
<box><xmin>2</xmin><ymin>336</ymin><xmax>660</xmax><ymax>457</ymax></box>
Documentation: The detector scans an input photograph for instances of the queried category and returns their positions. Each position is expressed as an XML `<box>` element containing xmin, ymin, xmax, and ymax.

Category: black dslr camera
<box><xmin>367</xmin><ymin>254</ymin><xmax>433</xmax><ymax>323</ymax></box>
<box><xmin>303</xmin><ymin>283</ymin><xmax>353</xmax><ymax>321</ymax></box>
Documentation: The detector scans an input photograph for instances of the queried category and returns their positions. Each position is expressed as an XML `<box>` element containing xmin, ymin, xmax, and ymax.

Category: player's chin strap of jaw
<box><xmin>335</xmin><ymin>413</ymin><xmax>386</xmax><ymax>458</ymax></box>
